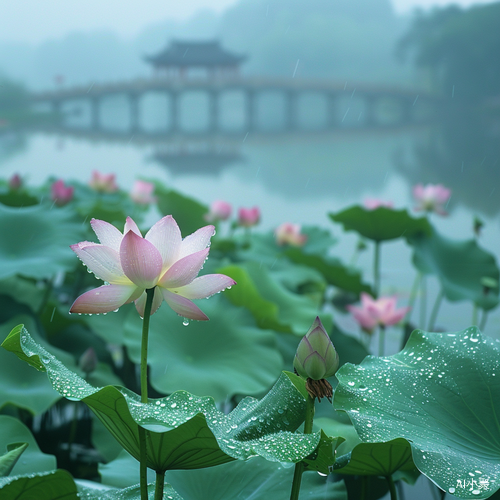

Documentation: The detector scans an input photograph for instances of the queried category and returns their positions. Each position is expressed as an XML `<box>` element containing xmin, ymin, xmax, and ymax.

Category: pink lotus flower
<box><xmin>204</xmin><ymin>200</ymin><xmax>232</xmax><ymax>222</ymax></box>
<box><xmin>364</xmin><ymin>199</ymin><xmax>394</xmax><ymax>210</ymax></box>
<box><xmin>51</xmin><ymin>179</ymin><xmax>74</xmax><ymax>206</ymax></box>
<box><xmin>70</xmin><ymin>215</ymin><xmax>236</xmax><ymax>320</ymax></box>
<box><xmin>8</xmin><ymin>174</ymin><xmax>22</xmax><ymax>190</ymax></box>
<box><xmin>413</xmin><ymin>183</ymin><xmax>451</xmax><ymax>216</ymax></box>
<box><xmin>347</xmin><ymin>293</ymin><xmax>410</xmax><ymax>333</ymax></box>
<box><xmin>238</xmin><ymin>207</ymin><xmax>260</xmax><ymax>227</ymax></box>
<box><xmin>275</xmin><ymin>223</ymin><xmax>307</xmax><ymax>247</ymax></box>
<box><xmin>130</xmin><ymin>180</ymin><xmax>156</xmax><ymax>205</ymax></box>
<box><xmin>89</xmin><ymin>171</ymin><xmax>119</xmax><ymax>193</ymax></box>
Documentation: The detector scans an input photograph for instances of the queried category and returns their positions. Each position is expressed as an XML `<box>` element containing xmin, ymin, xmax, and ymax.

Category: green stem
<box><xmin>472</xmin><ymin>303</ymin><xmax>478</xmax><ymax>327</ymax></box>
<box><xmin>36</xmin><ymin>279</ymin><xmax>53</xmax><ymax>317</ymax></box>
<box><xmin>373</xmin><ymin>241</ymin><xmax>381</xmax><ymax>298</ymax></box>
<box><xmin>360</xmin><ymin>476</ymin><xmax>368</xmax><ymax>500</ymax></box>
<box><xmin>479</xmin><ymin>310</ymin><xmax>488</xmax><ymax>332</ymax></box>
<box><xmin>154</xmin><ymin>471</ymin><xmax>165</xmax><ymax>500</ymax></box>
<box><xmin>289</xmin><ymin>394</ymin><xmax>315</xmax><ymax>500</ymax></box>
<box><xmin>139</xmin><ymin>288</ymin><xmax>155</xmax><ymax>500</ymax></box>
<box><xmin>139</xmin><ymin>427</ymin><xmax>148</xmax><ymax>500</ymax></box>
<box><xmin>385</xmin><ymin>475</ymin><xmax>398</xmax><ymax>500</ymax></box>
<box><xmin>419</xmin><ymin>275</ymin><xmax>427</xmax><ymax>329</ymax></box>
<box><xmin>141</xmin><ymin>288</ymin><xmax>155</xmax><ymax>403</ymax></box>
<box><xmin>427</xmin><ymin>289</ymin><xmax>444</xmax><ymax>331</ymax></box>
<box><xmin>405</xmin><ymin>273</ymin><xmax>421</xmax><ymax>325</ymax></box>
<box><xmin>378</xmin><ymin>325</ymin><xmax>386</xmax><ymax>357</ymax></box>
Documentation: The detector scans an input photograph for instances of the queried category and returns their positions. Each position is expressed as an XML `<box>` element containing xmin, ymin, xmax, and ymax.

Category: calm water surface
<box><xmin>1</xmin><ymin>96</ymin><xmax>499</xmax><ymax>347</ymax></box>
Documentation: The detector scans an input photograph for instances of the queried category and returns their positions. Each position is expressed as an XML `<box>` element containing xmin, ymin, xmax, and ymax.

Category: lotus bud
<box><xmin>293</xmin><ymin>317</ymin><xmax>339</xmax><ymax>401</ymax></box>
<box><xmin>79</xmin><ymin>347</ymin><xmax>97</xmax><ymax>375</ymax></box>
<box><xmin>8</xmin><ymin>174</ymin><xmax>22</xmax><ymax>190</ymax></box>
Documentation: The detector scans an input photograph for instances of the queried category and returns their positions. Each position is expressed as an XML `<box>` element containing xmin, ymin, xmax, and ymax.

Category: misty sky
<box><xmin>0</xmin><ymin>0</ymin><xmax>496</xmax><ymax>44</ymax></box>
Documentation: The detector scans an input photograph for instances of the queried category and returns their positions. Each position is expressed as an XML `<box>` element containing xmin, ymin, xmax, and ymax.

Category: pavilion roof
<box><xmin>145</xmin><ymin>40</ymin><xmax>247</xmax><ymax>67</ymax></box>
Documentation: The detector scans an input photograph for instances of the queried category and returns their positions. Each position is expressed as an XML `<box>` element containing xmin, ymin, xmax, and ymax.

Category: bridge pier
<box><xmin>169</xmin><ymin>91</ymin><xmax>179</xmax><ymax>132</ymax></box>
<box><xmin>364</xmin><ymin>95</ymin><xmax>377</xmax><ymax>127</ymax></box>
<box><xmin>246</xmin><ymin>90</ymin><xmax>256</xmax><ymax>131</ymax></box>
<box><xmin>284</xmin><ymin>90</ymin><xmax>297</xmax><ymax>131</ymax></box>
<box><xmin>89</xmin><ymin>97</ymin><xmax>100</xmax><ymax>130</ymax></box>
<box><xmin>326</xmin><ymin>92</ymin><xmax>339</xmax><ymax>129</ymax></box>
<box><xmin>129</xmin><ymin>93</ymin><xmax>140</xmax><ymax>131</ymax></box>
<box><xmin>207</xmin><ymin>90</ymin><xmax>218</xmax><ymax>131</ymax></box>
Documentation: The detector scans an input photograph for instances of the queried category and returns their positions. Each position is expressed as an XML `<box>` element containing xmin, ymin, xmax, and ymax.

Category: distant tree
<box><xmin>0</xmin><ymin>77</ymin><xmax>30</xmax><ymax>114</ymax></box>
<box><xmin>398</xmin><ymin>3</ymin><xmax>500</xmax><ymax>100</ymax></box>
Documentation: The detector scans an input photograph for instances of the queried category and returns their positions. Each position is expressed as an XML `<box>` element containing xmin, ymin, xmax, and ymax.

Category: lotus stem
<box><xmin>405</xmin><ymin>272</ymin><xmax>421</xmax><ymax>325</ymax></box>
<box><xmin>289</xmin><ymin>394</ymin><xmax>315</xmax><ymax>500</ymax></box>
<box><xmin>155</xmin><ymin>471</ymin><xmax>165</xmax><ymax>500</ymax></box>
<box><xmin>419</xmin><ymin>275</ymin><xmax>427</xmax><ymax>329</ymax></box>
<box><xmin>428</xmin><ymin>289</ymin><xmax>444</xmax><ymax>331</ymax></box>
<box><xmin>386</xmin><ymin>475</ymin><xmax>398</xmax><ymax>500</ymax></box>
<box><xmin>378</xmin><ymin>325</ymin><xmax>386</xmax><ymax>357</ymax></box>
<box><xmin>373</xmin><ymin>240</ymin><xmax>381</xmax><ymax>298</ymax></box>
<box><xmin>472</xmin><ymin>303</ymin><xmax>478</xmax><ymax>327</ymax></box>
<box><xmin>479</xmin><ymin>310</ymin><xmax>488</xmax><ymax>331</ymax></box>
<box><xmin>139</xmin><ymin>287</ymin><xmax>155</xmax><ymax>500</ymax></box>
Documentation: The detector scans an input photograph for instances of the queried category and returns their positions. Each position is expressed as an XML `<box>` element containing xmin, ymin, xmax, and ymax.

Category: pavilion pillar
<box><xmin>399</xmin><ymin>97</ymin><xmax>413</xmax><ymax>124</ymax></box>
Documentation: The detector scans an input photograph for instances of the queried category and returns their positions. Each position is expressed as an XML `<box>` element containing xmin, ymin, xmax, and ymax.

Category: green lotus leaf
<box><xmin>153</xmin><ymin>182</ymin><xmax>208</xmax><ymax>237</ymax></box>
<box><xmin>329</xmin><ymin>206</ymin><xmax>431</xmax><ymax>242</ymax></box>
<box><xmin>0</xmin><ymin>470</ymin><xmax>77</xmax><ymax>499</ymax></box>
<box><xmin>0</xmin><ymin>204</ymin><xmax>83</xmax><ymax>279</ymax></box>
<box><xmin>220</xmin><ymin>262</ymin><xmax>330</xmax><ymax>334</ymax></box>
<box><xmin>2</xmin><ymin>326</ymin><xmax>319</xmax><ymax>472</ymax></box>
<box><xmin>284</xmin><ymin>249</ymin><xmax>372</xmax><ymax>295</ymax></box>
<box><xmin>123</xmin><ymin>296</ymin><xmax>282</xmax><ymax>399</ymax></box>
<box><xmin>166</xmin><ymin>456</ymin><xmax>348</xmax><ymax>500</ymax></box>
<box><xmin>0</xmin><ymin>416</ymin><xmax>56</xmax><ymax>476</ymax></box>
<box><xmin>0</xmin><ymin>316</ymin><xmax>75</xmax><ymax>413</ymax></box>
<box><xmin>0</xmin><ymin>190</ymin><xmax>39</xmax><ymax>207</ymax></box>
<box><xmin>333</xmin><ymin>437</ymin><xmax>416</xmax><ymax>476</ymax></box>
<box><xmin>334</xmin><ymin>327</ymin><xmax>500</xmax><ymax>499</ymax></box>
<box><xmin>410</xmin><ymin>227</ymin><xmax>499</xmax><ymax>310</ymax></box>
<box><xmin>0</xmin><ymin>442</ymin><xmax>28</xmax><ymax>477</ymax></box>
<box><xmin>302</xmin><ymin>430</ymin><xmax>344</xmax><ymax>475</ymax></box>
<box><xmin>99</xmin><ymin>450</ymin><xmax>155</xmax><ymax>488</ymax></box>
<box><xmin>78</xmin><ymin>482</ymin><xmax>183</xmax><ymax>500</ymax></box>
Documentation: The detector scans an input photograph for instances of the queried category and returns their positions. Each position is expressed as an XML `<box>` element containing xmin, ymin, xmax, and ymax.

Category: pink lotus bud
<box><xmin>204</xmin><ymin>200</ymin><xmax>232</xmax><ymax>222</ymax></box>
<box><xmin>51</xmin><ymin>179</ymin><xmax>74</xmax><ymax>206</ymax></box>
<box><xmin>130</xmin><ymin>180</ymin><xmax>156</xmax><ymax>205</ymax></box>
<box><xmin>8</xmin><ymin>174</ymin><xmax>22</xmax><ymax>190</ymax></box>
<box><xmin>347</xmin><ymin>292</ymin><xmax>410</xmax><ymax>333</ymax></box>
<box><xmin>79</xmin><ymin>347</ymin><xmax>97</xmax><ymax>374</ymax></box>
<box><xmin>294</xmin><ymin>317</ymin><xmax>339</xmax><ymax>381</ymax></box>
<box><xmin>275</xmin><ymin>223</ymin><xmax>307</xmax><ymax>246</ymax></box>
<box><xmin>89</xmin><ymin>170</ymin><xmax>119</xmax><ymax>193</ymax></box>
<box><xmin>413</xmin><ymin>183</ymin><xmax>451</xmax><ymax>216</ymax></box>
<box><xmin>238</xmin><ymin>207</ymin><xmax>260</xmax><ymax>227</ymax></box>
<box><xmin>364</xmin><ymin>198</ymin><xmax>394</xmax><ymax>210</ymax></box>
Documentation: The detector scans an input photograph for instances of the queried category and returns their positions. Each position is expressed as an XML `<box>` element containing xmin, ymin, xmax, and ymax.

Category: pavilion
<box><xmin>144</xmin><ymin>40</ymin><xmax>247</xmax><ymax>79</ymax></box>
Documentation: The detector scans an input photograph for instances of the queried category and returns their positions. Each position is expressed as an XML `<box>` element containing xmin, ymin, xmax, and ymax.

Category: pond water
<box><xmin>1</xmin><ymin>92</ymin><xmax>499</xmax><ymax>347</ymax></box>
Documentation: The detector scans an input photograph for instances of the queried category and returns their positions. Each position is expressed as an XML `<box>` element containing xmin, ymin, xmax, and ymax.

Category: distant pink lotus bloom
<box><xmin>347</xmin><ymin>292</ymin><xmax>410</xmax><ymax>333</ymax></box>
<box><xmin>51</xmin><ymin>179</ymin><xmax>74</xmax><ymax>206</ymax></box>
<box><xmin>130</xmin><ymin>180</ymin><xmax>156</xmax><ymax>205</ymax></box>
<box><xmin>89</xmin><ymin>171</ymin><xmax>119</xmax><ymax>193</ymax></box>
<box><xmin>8</xmin><ymin>174</ymin><xmax>22</xmax><ymax>190</ymax></box>
<box><xmin>238</xmin><ymin>207</ymin><xmax>260</xmax><ymax>227</ymax></box>
<box><xmin>364</xmin><ymin>198</ymin><xmax>394</xmax><ymax>210</ymax></box>
<box><xmin>204</xmin><ymin>200</ymin><xmax>232</xmax><ymax>222</ymax></box>
<box><xmin>413</xmin><ymin>183</ymin><xmax>451</xmax><ymax>216</ymax></box>
<box><xmin>275</xmin><ymin>223</ymin><xmax>307</xmax><ymax>247</ymax></box>
<box><xmin>70</xmin><ymin>215</ymin><xmax>236</xmax><ymax>320</ymax></box>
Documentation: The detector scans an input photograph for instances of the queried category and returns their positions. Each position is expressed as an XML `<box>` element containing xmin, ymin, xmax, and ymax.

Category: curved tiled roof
<box><xmin>145</xmin><ymin>40</ymin><xmax>247</xmax><ymax>67</ymax></box>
